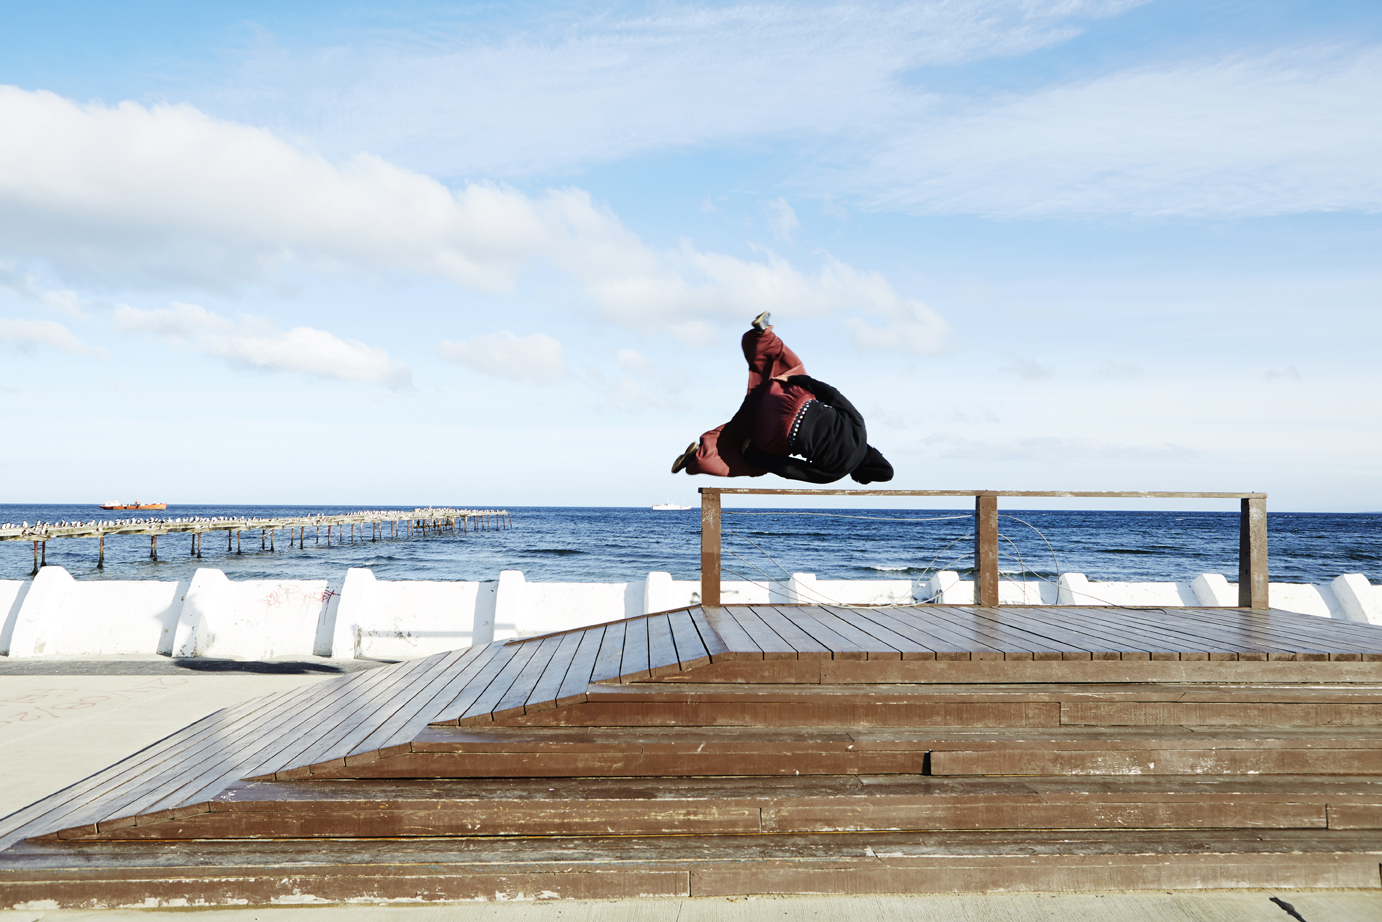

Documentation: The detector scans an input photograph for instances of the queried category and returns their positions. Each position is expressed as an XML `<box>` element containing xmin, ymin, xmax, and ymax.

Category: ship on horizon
<box><xmin>651</xmin><ymin>502</ymin><xmax>693</xmax><ymax>511</ymax></box>
<box><xmin>99</xmin><ymin>501</ymin><xmax>167</xmax><ymax>510</ymax></box>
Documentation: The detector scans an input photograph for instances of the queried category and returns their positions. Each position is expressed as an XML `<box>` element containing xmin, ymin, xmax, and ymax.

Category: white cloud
<box><xmin>113</xmin><ymin>303</ymin><xmax>410</xmax><ymax>387</ymax></box>
<box><xmin>921</xmin><ymin>432</ymin><xmax>1198</xmax><ymax>462</ymax></box>
<box><xmin>0</xmin><ymin>87</ymin><xmax>947</xmax><ymax>347</ymax></box>
<box><xmin>0</xmin><ymin>318</ymin><xmax>102</xmax><ymax>356</ymax></box>
<box><xmin>617</xmin><ymin>349</ymin><xmax>653</xmax><ymax>375</ymax></box>
<box><xmin>846</xmin><ymin>290</ymin><xmax>949</xmax><ymax>355</ymax></box>
<box><xmin>764</xmin><ymin>198</ymin><xmax>799</xmax><ymax>245</ymax></box>
<box><xmin>841</xmin><ymin>44</ymin><xmax>1382</xmax><ymax>218</ymax></box>
<box><xmin>0</xmin><ymin>264</ymin><xmax>83</xmax><ymax>317</ymax></box>
<box><xmin>436</xmin><ymin>331</ymin><xmax>567</xmax><ymax>385</ymax></box>
<box><xmin>223</xmin><ymin>1</ymin><xmax>1138</xmax><ymax>177</ymax></box>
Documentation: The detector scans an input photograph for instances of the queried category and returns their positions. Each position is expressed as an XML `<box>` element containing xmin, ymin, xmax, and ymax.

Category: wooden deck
<box><xmin>3</xmin><ymin>603</ymin><xmax>1382</xmax><ymax>906</ymax></box>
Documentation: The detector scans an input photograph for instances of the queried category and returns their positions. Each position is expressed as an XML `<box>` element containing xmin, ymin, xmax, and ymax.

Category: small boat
<box><xmin>99</xmin><ymin>502</ymin><xmax>167</xmax><ymax>510</ymax></box>
<box><xmin>651</xmin><ymin>502</ymin><xmax>693</xmax><ymax>511</ymax></box>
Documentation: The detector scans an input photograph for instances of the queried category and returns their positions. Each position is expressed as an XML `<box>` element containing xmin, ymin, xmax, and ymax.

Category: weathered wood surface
<box><xmin>52</xmin><ymin>771</ymin><xmax>1382</xmax><ymax>840</ymax></box>
<box><xmin>3</xmin><ymin>602</ymin><xmax>1382</xmax><ymax>858</ymax></box>
<box><xmin>2</xmin><ymin>830</ymin><xmax>1379</xmax><ymax>908</ymax></box>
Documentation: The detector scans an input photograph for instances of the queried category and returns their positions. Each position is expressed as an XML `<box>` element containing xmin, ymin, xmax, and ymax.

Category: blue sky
<box><xmin>1</xmin><ymin>1</ymin><xmax>1379</xmax><ymax>510</ymax></box>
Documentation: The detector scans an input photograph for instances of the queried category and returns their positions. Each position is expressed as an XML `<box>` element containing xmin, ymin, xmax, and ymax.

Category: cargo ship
<box><xmin>99</xmin><ymin>502</ymin><xmax>167</xmax><ymax>510</ymax></box>
<box><xmin>651</xmin><ymin>502</ymin><xmax>693</xmax><ymax>510</ymax></box>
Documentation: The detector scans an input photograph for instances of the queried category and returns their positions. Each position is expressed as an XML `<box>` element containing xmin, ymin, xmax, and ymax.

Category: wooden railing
<box><xmin>697</xmin><ymin>489</ymin><xmax>1269</xmax><ymax>610</ymax></box>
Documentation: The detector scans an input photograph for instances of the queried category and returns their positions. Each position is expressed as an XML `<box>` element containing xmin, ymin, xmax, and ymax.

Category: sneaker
<box><xmin>751</xmin><ymin>311</ymin><xmax>771</xmax><ymax>332</ymax></box>
<box><xmin>670</xmin><ymin>442</ymin><xmax>697</xmax><ymax>474</ymax></box>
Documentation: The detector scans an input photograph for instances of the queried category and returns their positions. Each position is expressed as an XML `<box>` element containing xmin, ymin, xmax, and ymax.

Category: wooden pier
<box><xmin>0</xmin><ymin>507</ymin><xmax>512</xmax><ymax>573</ymax></box>
<box><xmin>1</xmin><ymin>602</ymin><xmax>1381</xmax><ymax>905</ymax></box>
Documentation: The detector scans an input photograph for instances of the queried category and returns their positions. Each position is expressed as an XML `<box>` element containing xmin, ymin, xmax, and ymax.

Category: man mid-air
<box><xmin>671</xmin><ymin>313</ymin><xmax>893</xmax><ymax>484</ymax></box>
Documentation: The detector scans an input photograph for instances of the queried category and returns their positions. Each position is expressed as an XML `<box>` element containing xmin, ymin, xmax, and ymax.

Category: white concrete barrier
<box><xmin>0</xmin><ymin>567</ymin><xmax>1376</xmax><ymax>659</ymax></box>
<box><xmin>0</xmin><ymin>579</ymin><xmax>29</xmax><ymax>656</ymax></box>
<box><xmin>173</xmin><ymin>568</ymin><xmax>341</xmax><ymax>660</ymax></box>
<box><xmin>332</xmin><ymin>567</ymin><xmax>495</xmax><ymax>660</ymax></box>
<box><xmin>4</xmin><ymin>567</ymin><xmax>185</xmax><ymax>658</ymax></box>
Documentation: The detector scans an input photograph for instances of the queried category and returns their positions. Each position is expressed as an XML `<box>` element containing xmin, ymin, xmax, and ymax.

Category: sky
<box><xmin>0</xmin><ymin>0</ymin><xmax>1379</xmax><ymax>511</ymax></box>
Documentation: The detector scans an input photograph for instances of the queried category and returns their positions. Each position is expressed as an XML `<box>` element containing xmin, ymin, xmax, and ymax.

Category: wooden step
<box><xmin>266</xmin><ymin>725</ymin><xmax>1382</xmax><ymax>780</ymax></box>
<box><xmin>5</xmin><ymin>829</ymin><xmax>1380</xmax><ymax>907</ymax></box>
<box><xmin>49</xmin><ymin>774</ymin><xmax>1382</xmax><ymax>841</ymax></box>
<box><xmin>463</xmin><ymin>682</ymin><xmax>1382</xmax><ymax>730</ymax></box>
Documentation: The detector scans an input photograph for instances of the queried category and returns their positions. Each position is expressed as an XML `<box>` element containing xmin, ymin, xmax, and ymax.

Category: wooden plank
<box><xmin>667</xmin><ymin>609</ymin><xmax>711</xmax><ymax>670</ymax></box>
<box><xmin>36</xmin><ymin>667</ymin><xmax>372</xmax><ymax>833</ymax></box>
<box><xmin>492</xmin><ymin>636</ymin><xmax>563</xmax><ymax>720</ymax></box>
<box><xmin>459</xmin><ymin>642</ymin><xmax>542</xmax><ymax>724</ymax></box>
<box><xmin>0</xmin><ymin>676</ymin><xmax>341</xmax><ymax>849</ymax></box>
<box><xmin>869</xmin><ymin>607</ymin><xmax>1054</xmax><ymax>655</ymax></box>
<box><xmin>556</xmin><ymin>626</ymin><xmax>606</xmax><ymax>706</ymax></box>
<box><xmin>317</xmin><ymin>645</ymin><xmax>488</xmax><ymax>763</ymax></box>
<box><xmin>133</xmin><ymin>653</ymin><xmax>453</xmax><ymax>816</ymax></box>
<box><xmin>696</xmin><ymin>606</ymin><xmax>760</xmax><ymax>660</ymax></box>
<box><xmin>524</xmin><ymin>630</ymin><xmax>586</xmax><ymax>713</ymax></box>
<box><xmin>410</xmin><ymin>643</ymin><xmax>509</xmax><ymax>726</ymax></box>
<box><xmin>747</xmin><ymin>606</ymin><xmax>831</xmax><ymax>659</ymax></box>
<box><xmin>434</xmin><ymin>643</ymin><xmax>524</xmax><ymax>723</ymax></box>
<box><xmin>589</xmin><ymin>620</ymin><xmax>627</xmax><ymax>683</ymax></box>
<box><xmin>646</xmin><ymin>614</ymin><xmax>681</xmax><ymax>678</ymax></box>
<box><xmin>820</xmin><ymin>607</ymin><xmax>930</xmax><ymax>658</ymax></box>
<box><xmin>850</xmin><ymin>608</ymin><xmax>976</xmax><ymax>656</ymax></box>
<box><xmin>796</xmin><ymin>606</ymin><xmax>902</xmax><ymax>660</ymax></box>
<box><xmin>620</xmin><ymin>615</ymin><xmax>651</xmax><ymax>682</ymax></box>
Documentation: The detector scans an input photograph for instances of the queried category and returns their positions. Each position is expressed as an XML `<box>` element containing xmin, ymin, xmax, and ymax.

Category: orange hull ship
<box><xmin>98</xmin><ymin>502</ymin><xmax>167</xmax><ymax>510</ymax></box>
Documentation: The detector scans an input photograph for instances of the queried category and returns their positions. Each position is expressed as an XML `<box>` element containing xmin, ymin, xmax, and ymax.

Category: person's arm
<box><xmin>742</xmin><ymin>445</ymin><xmax>845</xmax><ymax>484</ymax></box>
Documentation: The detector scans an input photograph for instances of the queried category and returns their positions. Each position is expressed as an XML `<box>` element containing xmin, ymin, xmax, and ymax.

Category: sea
<box><xmin>0</xmin><ymin>504</ymin><xmax>1377</xmax><ymax>588</ymax></box>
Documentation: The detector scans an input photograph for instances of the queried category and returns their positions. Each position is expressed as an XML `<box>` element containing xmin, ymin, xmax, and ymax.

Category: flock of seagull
<box><xmin>0</xmin><ymin>508</ymin><xmax>496</xmax><ymax>539</ymax></box>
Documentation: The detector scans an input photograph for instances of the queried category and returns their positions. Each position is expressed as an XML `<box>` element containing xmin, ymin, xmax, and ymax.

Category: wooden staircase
<box><xmin>3</xmin><ymin>604</ymin><xmax>1382</xmax><ymax>906</ymax></box>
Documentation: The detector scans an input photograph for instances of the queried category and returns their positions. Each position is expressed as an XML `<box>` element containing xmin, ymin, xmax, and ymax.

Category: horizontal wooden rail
<box><xmin>698</xmin><ymin>488</ymin><xmax>1268</xmax><ymax>611</ymax></box>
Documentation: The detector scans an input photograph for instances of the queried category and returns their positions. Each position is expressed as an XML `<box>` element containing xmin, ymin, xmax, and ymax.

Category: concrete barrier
<box><xmin>0</xmin><ymin>566</ymin><xmax>1377</xmax><ymax>659</ymax></box>
<box><xmin>172</xmin><ymin>568</ymin><xmax>342</xmax><ymax>660</ymax></box>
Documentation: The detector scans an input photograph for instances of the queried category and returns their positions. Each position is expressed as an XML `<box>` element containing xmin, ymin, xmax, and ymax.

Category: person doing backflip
<box><xmin>671</xmin><ymin>312</ymin><xmax>894</xmax><ymax>484</ymax></box>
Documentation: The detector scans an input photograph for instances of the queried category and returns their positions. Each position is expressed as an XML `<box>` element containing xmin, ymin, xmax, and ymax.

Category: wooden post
<box><xmin>41</xmin><ymin>541</ymin><xmax>47</xmax><ymax>567</ymax></box>
<box><xmin>700</xmin><ymin>489</ymin><xmax>721</xmax><ymax>607</ymax></box>
<box><xmin>191</xmin><ymin>534</ymin><xmax>196</xmax><ymax>556</ymax></box>
<box><xmin>227</xmin><ymin>530</ymin><xmax>232</xmax><ymax>552</ymax></box>
<box><xmin>237</xmin><ymin>530</ymin><xmax>242</xmax><ymax>554</ymax></box>
<box><xmin>974</xmin><ymin>493</ymin><xmax>999</xmax><ymax>607</ymax></box>
<box><xmin>1239</xmin><ymin>495</ymin><xmax>1269</xmax><ymax>610</ymax></box>
<box><xmin>269</xmin><ymin>529</ymin><xmax>275</xmax><ymax>552</ymax></box>
<box><xmin>150</xmin><ymin>535</ymin><xmax>157</xmax><ymax>560</ymax></box>
<box><xmin>97</xmin><ymin>533</ymin><xmax>104</xmax><ymax>569</ymax></box>
<box><xmin>32</xmin><ymin>541</ymin><xmax>38</xmax><ymax>576</ymax></box>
